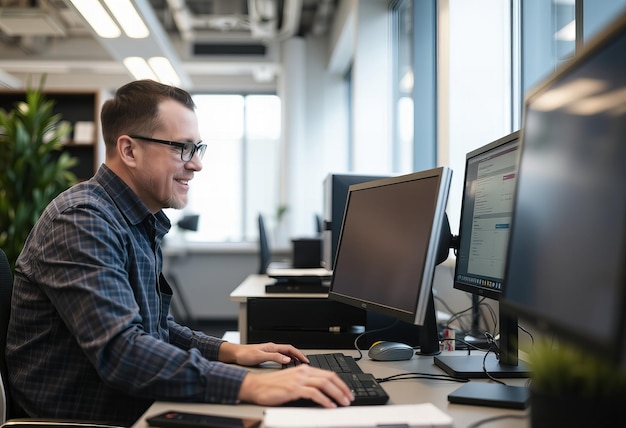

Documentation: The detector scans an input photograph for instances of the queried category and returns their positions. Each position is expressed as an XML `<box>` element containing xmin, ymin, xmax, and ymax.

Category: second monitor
<box><xmin>434</xmin><ymin>130</ymin><xmax>530</xmax><ymax>378</ymax></box>
<box><xmin>328</xmin><ymin>167</ymin><xmax>452</xmax><ymax>355</ymax></box>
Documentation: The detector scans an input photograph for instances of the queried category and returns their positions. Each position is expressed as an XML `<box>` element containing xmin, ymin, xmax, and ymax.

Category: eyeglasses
<box><xmin>129</xmin><ymin>135</ymin><xmax>206</xmax><ymax>162</ymax></box>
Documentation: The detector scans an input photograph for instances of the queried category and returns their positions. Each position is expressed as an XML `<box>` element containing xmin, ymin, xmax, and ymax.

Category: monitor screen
<box><xmin>501</xmin><ymin>10</ymin><xmax>626</xmax><ymax>365</ymax></box>
<box><xmin>454</xmin><ymin>131</ymin><xmax>520</xmax><ymax>301</ymax></box>
<box><xmin>328</xmin><ymin>167</ymin><xmax>452</xmax><ymax>354</ymax></box>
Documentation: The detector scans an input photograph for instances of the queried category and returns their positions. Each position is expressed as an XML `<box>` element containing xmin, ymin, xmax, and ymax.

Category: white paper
<box><xmin>264</xmin><ymin>403</ymin><xmax>453</xmax><ymax>428</ymax></box>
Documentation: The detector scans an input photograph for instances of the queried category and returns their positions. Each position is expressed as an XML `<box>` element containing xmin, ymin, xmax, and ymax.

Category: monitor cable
<box><xmin>351</xmin><ymin>319</ymin><xmax>402</xmax><ymax>361</ymax></box>
<box><xmin>375</xmin><ymin>372</ymin><xmax>469</xmax><ymax>384</ymax></box>
<box><xmin>466</xmin><ymin>414</ymin><xmax>528</xmax><ymax>428</ymax></box>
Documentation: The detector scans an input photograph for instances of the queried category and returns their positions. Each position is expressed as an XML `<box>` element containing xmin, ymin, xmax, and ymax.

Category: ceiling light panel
<box><xmin>103</xmin><ymin>0</ymin><xmax>150</xmax><ymax>38</ymax></box>
<box><xmin>148</xmin><ymin>57</ymin><xmax>182</xmax><ymax>86</ymax></box>
<box><xmin>69</xmin><ymin>0</ymin><xmax>121</xmax><ymax>38</ymax></box>
<box><xmin>123</xmin><ymin>56</ymin><xmax>158</xmax><ymax>80</ymax></box>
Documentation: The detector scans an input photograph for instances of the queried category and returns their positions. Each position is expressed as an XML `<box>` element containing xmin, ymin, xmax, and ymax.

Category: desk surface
<box><xmin>230</xmin><ymin>274</ymin><xmax>329</xmax><ymax>301</ymax></box>
<box><xmin>132</xmin><ymin>349</ymin><xmax>530</xmax><ymax>428</ymax></box>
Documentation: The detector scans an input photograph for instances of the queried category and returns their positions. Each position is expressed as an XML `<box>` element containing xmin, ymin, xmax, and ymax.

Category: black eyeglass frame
<box><xmin>129</xmin><ymin>135</ymin><xmax>206</xmax><ymax>162</ymax></box>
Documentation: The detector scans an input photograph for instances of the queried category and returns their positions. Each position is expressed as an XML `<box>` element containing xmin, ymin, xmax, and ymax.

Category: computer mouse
<box><xmin>368</xmin><ymin>341</ymin><xmax>414</xmax><ymax>361</ymax></box>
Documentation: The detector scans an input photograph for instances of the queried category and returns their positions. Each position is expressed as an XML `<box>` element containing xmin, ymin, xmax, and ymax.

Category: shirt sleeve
<box><xmin>27</xmin><ymin>203</ymin><xmax>248</xmax><ymax>404</ymax></box>
<box><xmin>168</xmin><ymin>318</ymin><xmax>226</xmax><ymax>361</ymax></box>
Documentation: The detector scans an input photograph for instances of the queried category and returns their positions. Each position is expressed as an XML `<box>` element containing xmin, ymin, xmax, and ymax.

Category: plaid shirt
<box><xmin>7</xmin><ymin>165</ymin><xmax>247</xmax><ymax>426</ymax></box>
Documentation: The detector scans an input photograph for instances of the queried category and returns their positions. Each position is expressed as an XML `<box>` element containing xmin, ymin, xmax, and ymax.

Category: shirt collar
<box><xmin>94</xmin><ymin>164</ymin><xmax>171</xmax><ymax>235</ymax></box>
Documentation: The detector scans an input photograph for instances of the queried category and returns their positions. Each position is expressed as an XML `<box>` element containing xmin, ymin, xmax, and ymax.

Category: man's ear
<box><xmin>117</xmin><ymin>135</ymin><xmax>139</xmax><ymax>167</ymax></box>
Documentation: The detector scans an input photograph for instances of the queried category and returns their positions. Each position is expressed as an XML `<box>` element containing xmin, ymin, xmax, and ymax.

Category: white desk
<box><xmin>230</xmin><ymin>274</ymin><xmax>365</xmax><ymax>347</ymax></box>
<box><xmin>230</xmin><ymin>274</ymin><xmax>323</xmax><ymax>344</ymax></box>
<box><xmin>132</xmin><ymin>349</ymin><xmax>530</xmax><ymax>428</ymax></box>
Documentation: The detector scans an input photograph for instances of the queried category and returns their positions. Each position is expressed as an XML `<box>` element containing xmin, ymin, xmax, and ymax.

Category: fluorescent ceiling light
<box><xmin>124</xmin><ymin>57</ymin><xmax>182</xmax><ymax>86</ymax></box>
<box><xmin>123</xmin><ymin>57</ymin><xmax>158</xmax><ymax>81</ymax></box>
<box><xmin>103</xmin><ymin>0</ymin><xmax>150</xmax><ymax>38</ymax></box>
<box><xmin>148</xmin><ymin>57</ymin><xmax>182</xmax><ymax>86</ymax></box>
<box><xmin>69</xmin><ymin>0</ymin><xmax>121</xmax><ymax>38</ymax></box>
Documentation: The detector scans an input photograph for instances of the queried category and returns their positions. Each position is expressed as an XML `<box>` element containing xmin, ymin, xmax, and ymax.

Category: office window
<box><xmin>521</xmin><ymin>0</ymin><xmax>575</xmax><ymax>99</ymax></box>
<box><xmin>445</xmin><ymin>1</ymin><xmax>512</xmax><ymax>234</ymax></box>
<box><xmin>583</xmin><ymin>1</ymin><xmax>626</xmax><ymax>40</ymax></box>
<box><xmin>521</xmin><ymin>0</ymin><xmax>626</xmax><ymax>121</ymax></box>
<box><xmin>391</xmin><ymin>0</ymin><xmax>437</xmax><ymax>174</ymax></box>
<box><xmin>166</xmin><ymin>94</ymin><xmax>281</xmax><ymax>243</ymax></box>
<box><xmin>391</xmin><ymin>0</ymin><xmax>414</xmax><ymax>173</ymax></box>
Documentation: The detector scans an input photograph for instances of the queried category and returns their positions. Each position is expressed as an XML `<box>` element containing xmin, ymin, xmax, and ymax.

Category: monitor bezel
<box><xmin>327</xmin><ymin>167</ymin><xmax>452</xmax><ymax>327</ymax></box>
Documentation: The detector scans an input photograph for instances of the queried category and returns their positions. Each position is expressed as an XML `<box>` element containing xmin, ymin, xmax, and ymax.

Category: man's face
<box><xmin>133</xmin><ymin>99</ymin><xmax>203</xmax><ymax>212</ymax></box>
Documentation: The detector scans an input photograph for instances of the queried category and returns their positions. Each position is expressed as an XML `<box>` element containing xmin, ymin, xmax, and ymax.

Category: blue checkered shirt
<box><xmin>7</xmin><ymin>165</ymin><xmax>247</xmax><ymax>426</ymax></box>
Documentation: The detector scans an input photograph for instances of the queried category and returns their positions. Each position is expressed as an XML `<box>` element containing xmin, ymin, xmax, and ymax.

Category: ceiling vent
<box><xmin>0</xmin><ymin>9</ymin><xmax>67</xmax><ymax>36</ymax></box>
<box><xmin>192</xmin><ymin>43</ymin><xmax>267</xmax><ymax>56</ymax></box>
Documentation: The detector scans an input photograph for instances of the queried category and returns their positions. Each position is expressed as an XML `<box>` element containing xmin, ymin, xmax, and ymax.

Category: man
<box><xmin>6</xmin><ymin>80</ymin><xmax>353</xmax><ymax>426</ymax></box>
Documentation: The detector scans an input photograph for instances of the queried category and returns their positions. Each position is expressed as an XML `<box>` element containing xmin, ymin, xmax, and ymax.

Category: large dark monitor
<box><xmin>328</xmin><ymin>167</ymin><xmax>452</xmax><ymax>355</ymax></box>
<box><xmin>434</xmin><ymin>131</ymin><xmax>530</xmax><ymax>379</ymax></box>
<box><xmin>501</xmin><ymin>10</ymin><xmax>626</xmax><ymax>366</ymax></box>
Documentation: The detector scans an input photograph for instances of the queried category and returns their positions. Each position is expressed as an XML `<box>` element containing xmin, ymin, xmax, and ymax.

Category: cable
<box><xmin>352</xmin><ymin>319</ymin><xmax>402</xmax><ymax>361</ymax></box>
<box><xmin>439</xmin><ymin>337</ymin><xmax>492</xmax><ymax>353</ymax></box>
<box><xmin>376</xmin><ymin>372</ymin><xmax>469</xmax><ymax>384</ymax></box>
<box><xmin>432</xmin><ymin>294</ymin><xmax>458</xmax><ymax>321</ymax></box>
<box><xmin>443</xmin><ymin>304</ymin><xmax>475</xmax><ymax>333</ymax></box>
<box><xmin>480</xmin><ymin>333</ymin><xmax>507</xmax><ymax>385</ymax></box>
<box><xmin>518</xmin><ymin>323</ymin><xmax>534</xmax><ymax>346</ymax></box>
<box><xmin>466</xmin><ymin>414</ymin><xmax>528</xmax><ymax>428</ymax></box>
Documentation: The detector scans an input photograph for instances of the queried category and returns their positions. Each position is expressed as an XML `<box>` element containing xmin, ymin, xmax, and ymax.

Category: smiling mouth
<box><xmin>175</xmin><ymin>179</ymin><xmax>189</xmax><ymax>185</ymax></box>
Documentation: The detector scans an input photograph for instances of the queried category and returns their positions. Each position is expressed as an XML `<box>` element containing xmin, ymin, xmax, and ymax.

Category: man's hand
<box><xmin>219</xmin><ymin>341</ymin><xmax>310</xmax><ymax>366</ymax></box>
<box><xmin>238</xmin><ymin>365</ymin><xmax>355</xmax><ymax>408</ymax></box>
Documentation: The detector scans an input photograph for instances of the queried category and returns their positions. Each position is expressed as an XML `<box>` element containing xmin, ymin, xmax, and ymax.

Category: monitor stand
<box><xmin>434</xmin><ymin>353</ymin><xmax>529</xmax><ymax>378</ymax></box>
<box><xmin>433</xmin><ymin>307</ymin><xmax>530</xmax><ymax>378</ymax></box>
<box><xmin>437</xmin><ymin>307</ymin><xmax>531</xmax><ymax>409</ymax></box>
<box><xmin>417</xmin><ymin>289</ymin><xmax>440</xmax><ymax>356</ymax></box>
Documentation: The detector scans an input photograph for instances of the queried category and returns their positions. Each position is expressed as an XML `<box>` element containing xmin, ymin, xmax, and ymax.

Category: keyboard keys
<box><xmin>339</xmin><ymin>373</ymin><xmax>389</xmax><ymax>405</ymax></box>
<box><xmin>281</xmin><ymin>353</ymin><xmax>389</xmax><ymax>406</ymax></box>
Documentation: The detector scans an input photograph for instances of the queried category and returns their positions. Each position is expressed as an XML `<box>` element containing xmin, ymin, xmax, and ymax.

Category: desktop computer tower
<box><xmin>246</xmin><ymin>297</ymin><xmax>367</xmax><ymax>349</ymax></box>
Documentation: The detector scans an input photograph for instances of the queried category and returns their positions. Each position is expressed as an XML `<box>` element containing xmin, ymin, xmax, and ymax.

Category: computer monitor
<box><xmin>501</xmin><ymin>10</ymin><xmax>626</xmax><ymax>366</ymax></box>
<box><xmin>322</xmin><ymin>173</ymin><xmax>390</xmax><ymax>270</ymax></box>
<box><xmin>433</xmin><ymin>130</ymin><xmax>530</xmax><ymax>379</ymax></box>
<box><xmin>328</xmin><ymin>167</ymin><xmax>452</xmax><ymax>355</ymax></box>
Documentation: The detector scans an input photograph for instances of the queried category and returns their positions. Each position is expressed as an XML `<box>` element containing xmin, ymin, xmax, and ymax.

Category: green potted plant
<box><xmin>527</xmin><ymin>340</ymin><xmax>626</xmax><ymax>427</ymax></box>
<box><xmin>0</xmin><ymin>79</ymin><xmax>78</xmax><ymax>271</ymax></box>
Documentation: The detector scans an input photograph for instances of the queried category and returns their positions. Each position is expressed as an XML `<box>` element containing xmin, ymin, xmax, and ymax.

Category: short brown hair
<box><xmin>100</xmin><ymin>79</ymin><xmax>196</xmax><ymax>150</ymax></box>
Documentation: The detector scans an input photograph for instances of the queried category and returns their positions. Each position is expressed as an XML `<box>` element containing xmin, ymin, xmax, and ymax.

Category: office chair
<box><xmin>257</xmin><ymin>214</ymin><xmax>271</xmax><ymax>274</ymax></box>
<box><xmin>315</xmin><ymin>214</ymin><xmax>323</xmax><ymax>236</ymax></box>
<box><xmin>0</xmin><ymin>248</ymin><xmax>125</xmax><ymax>428</ymax></box>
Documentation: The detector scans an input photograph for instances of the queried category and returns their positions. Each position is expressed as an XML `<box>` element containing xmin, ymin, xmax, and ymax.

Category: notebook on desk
<box><xmin>265</xmin><ymin>267</ymin><xmax>332</xmax><ymax>293</ymax></box>
<box><xmin>267</xmin><ymin>267</ymin><xmax>332</xmax><ymax>278</ymax></box>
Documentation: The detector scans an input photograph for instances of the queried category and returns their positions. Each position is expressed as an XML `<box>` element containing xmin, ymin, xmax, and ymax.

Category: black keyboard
<box><xmin>307</xmin><ymin>352</ymin><xmax>364</xmax><ymax>373</ymax></box>
<box><xmin>282</xmin><ymin>353</ymin><xmax>389</xmax><ymax>406</ymax></box>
